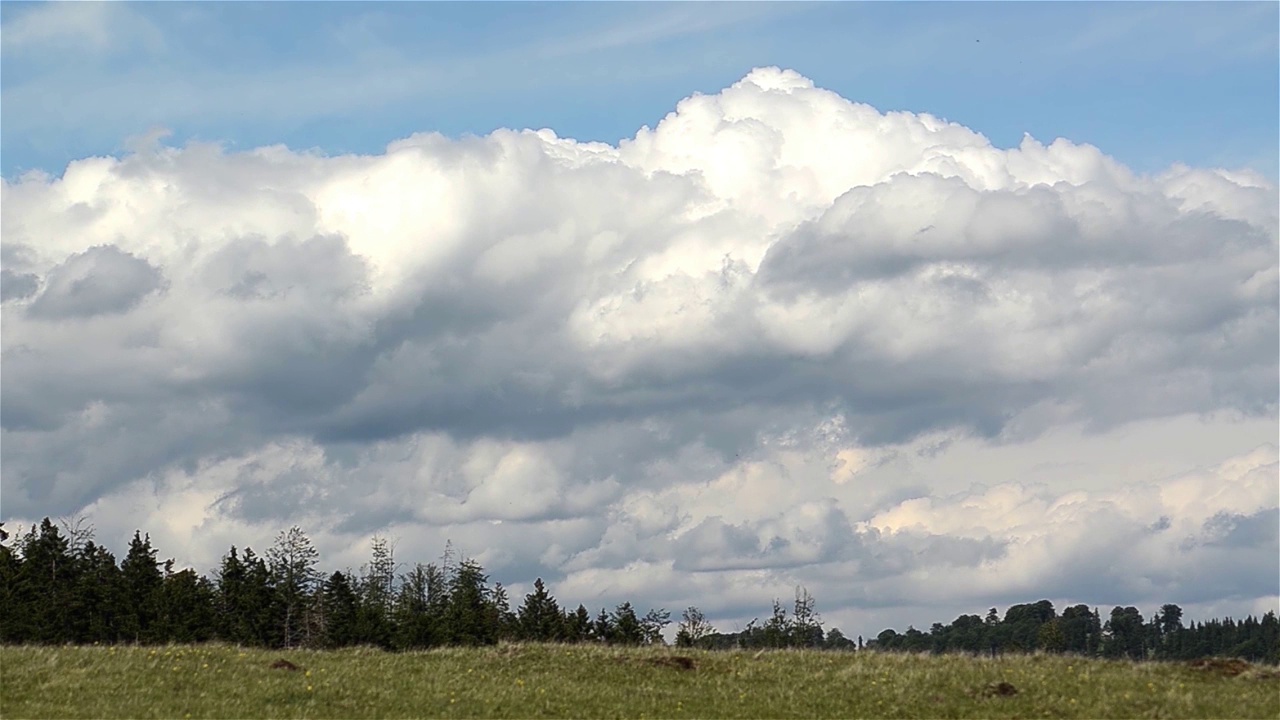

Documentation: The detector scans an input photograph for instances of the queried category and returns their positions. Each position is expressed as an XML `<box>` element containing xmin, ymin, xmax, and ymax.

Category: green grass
<box><xmin>1</xmin><ymin>643</ymin><xmax>1276</xmax><ymax>719</ymax></box>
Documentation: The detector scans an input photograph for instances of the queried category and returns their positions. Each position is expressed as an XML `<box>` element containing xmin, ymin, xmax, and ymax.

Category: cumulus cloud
<box><xmin>1</xmin><ymin>67</ymin><xmax>1276</xmax><ymax>636</ymax></box>
<box><xmin>27</xmin><ymin>244</ymin><xmax>164</xmax><ymax>319</ymax></box>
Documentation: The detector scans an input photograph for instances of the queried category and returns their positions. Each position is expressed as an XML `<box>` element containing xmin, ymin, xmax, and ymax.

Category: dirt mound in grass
<box><xmin>1188</xmin><ymin>658</ymin><xmax>1252</xmax><ymax>677</ymax></box>
<box><xmin>649</xmin><ymin>656</ymin><xmax>697</xmax><ymax>671</ymax></box>
<box><xmin>977</xmin><ymin>681</ymin><xmax>1018</xmax><ymax>697</ymax></box>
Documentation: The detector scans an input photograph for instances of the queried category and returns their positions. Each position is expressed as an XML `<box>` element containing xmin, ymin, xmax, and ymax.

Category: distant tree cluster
<box><xmin>0</xmin><ymin>518</ymin><xmax>671</xmax><ymax>649</ymax></box>
<box><xmin>866</xmin><ymin>600</ymin><xmax>1280</xmax><ymax>664</ymax></box>
<box><xmin>2</xmin><ymin>517</ymin><xmax>1276</xmax><ymax>666</ymax></box>
<box><xmin>691</xmin><ymin>588</ymin><xmax>857</xmax><ymax>651</ymax></box>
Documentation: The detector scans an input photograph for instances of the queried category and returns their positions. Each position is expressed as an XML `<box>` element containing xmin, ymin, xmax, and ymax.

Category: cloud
<box><xmin>531</xmin><ymin>3</ymin><xmax>800</xmax><ymax>59</ymax></box>
<box><xmin>27</xmin><ymin>245</ymin><xmax>164</xmax><ymax>319</ymax></box>
<box><xmin>1</xmin><ymin>269</ymin><xmax>39</xmax><ymax>302</ymax></box>
<box><xmin>0</xmin><ymin>2</ymin><xmax>163</xmax><ymax>57</ymax></box>
<box><xmin>1</xmin><ymin>68</ymin><xmax>1276</xmax><ymax>636</ymax></box>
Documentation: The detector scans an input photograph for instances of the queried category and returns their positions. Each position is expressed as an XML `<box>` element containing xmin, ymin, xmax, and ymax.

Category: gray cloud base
<box><xmin>27</xmin><ymin>244</ymin><xmax>164</xmax><ymax>319</ymax></box>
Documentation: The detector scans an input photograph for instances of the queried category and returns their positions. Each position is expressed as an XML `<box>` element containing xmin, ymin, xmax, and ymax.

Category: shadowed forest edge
<box><xmin>2</xmin><ymin>518</ymin><xmax>1276</xmax><ymax>664</ymax></box>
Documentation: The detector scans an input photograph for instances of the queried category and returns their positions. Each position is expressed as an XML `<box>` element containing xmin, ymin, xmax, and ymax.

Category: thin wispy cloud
<box><xmin>0</xmin><ymin>1</ymin><xmax>163</xmax><ymax>57</ymax></box>
<box><xmin>1062</xmin><ymin>1</ymin><xmax>1278</xmax><ymax>63</ymax></box>
<box><xmin>530</xmin><ymin>2</ymin><xmax>801</xmax><ymax>58</ymax></box>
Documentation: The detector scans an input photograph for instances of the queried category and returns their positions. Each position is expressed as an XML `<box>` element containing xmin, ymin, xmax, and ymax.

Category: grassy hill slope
<box><xmin>2</xmin><ymin>643</ymin><xmax>1276</xmax><ymax>719</ymax></box>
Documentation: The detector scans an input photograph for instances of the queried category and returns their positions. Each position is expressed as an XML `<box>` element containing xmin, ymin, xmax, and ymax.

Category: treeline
<box><xmin>2</xmin><ymin>518</ymin><xmax>1277</xmax><ymax>665</ymax></box>
<box><xmin>0</xmin><ymin>520</ymin><xmax>673</xmax><ymax>649</ymax></box>
<box><xmin>867</xmin><ymin>600</ymin><xmax>1280</xmax><ymax>664</ymax></box>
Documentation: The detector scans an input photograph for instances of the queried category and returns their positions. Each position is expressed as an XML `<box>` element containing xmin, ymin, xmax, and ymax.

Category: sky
<box><xmin>1</xmin><ymin>1</ymin><xmax>1278</xmax><ymax>641</ymax></box>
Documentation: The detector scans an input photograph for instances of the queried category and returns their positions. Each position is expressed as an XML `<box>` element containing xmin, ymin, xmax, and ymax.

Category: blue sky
<box><xmin>2</xmin><ymin>1</ymin><xmax>1277</xmax><ymax>181</ymax></box>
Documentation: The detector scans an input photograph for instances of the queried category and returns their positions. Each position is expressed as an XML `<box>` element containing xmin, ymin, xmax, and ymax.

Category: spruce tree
<box><xmin>445</xmin><ymin>559</ymin><xmax>494</xmax><ymax>646</ymax></box>
<box><xmin>13</xmin><ymin>519</ymin><xmax>76</xmax><ymax>642</ymax></box>
<box><xmin>214</xmin><ymin>547</ymin><xmax>248</xmax><ymax>643</ymax></box>
<box><xmin>356</xmin><ymin>537</ymin><xmax>396</xmax><ymax>648</ymax></box>
<box><xmin>790</xmin><ymin>587</ymin><xmax>823</xmax><ymax>647</ymax></box>
<box><xmin>593</xmin><ymin>608</ymin><xmax>613</xmax><ymax>644</ymax></box>
<box><xmin>155</xmin><ymin>565</ymin><xmax>217</xmax><ymax>643</ymax></box>
<box><xmin>609</xmin><ymin>602</ymin><xmax>644</xmax><ymax>645</ymax></box>
<box><xmin>564</xmin><ymin>604</ymin><xmax>593</xmax><ymax>643</ymax></box>
<box><xmin>0</xmin><ymin>532</ymin><xmax>20</xmax><ymax>642</ymax></box>
<box><xmin>70</xmin><ymin>542</ymin><xmax>122</xmax><ymax>644</ymax></box>
<box><xmin>241</xmin><ymin>548</ymin><xmax>277</xmax><ymax>647</ymax></box>
<box><xmin>762</xmin><ymin>599</ymin><xmax>791</xmax><ymax>648</ymax></box>
<box><xmin>322</xmin><ymin>571</ymin><xmax>360</xmax><ymax>648</ymax></box>
<box><xmin>489</xmin><ymin>582</ymin><xmax>517</xmax><ymax>642</ymax></box>
<box><xmin>392</xmin><ymin>565</ymin><xmax>435</xmax><ymax>649</ymax></box>
<box><xmin>517</xmin><ymin>578</ymin><xmax>564</xmax><ymax>642</ymax></box>
<box><xmin>119</xmin><ymin>531</ymin><xmax>163</xmax><ymax>643</ymax></box>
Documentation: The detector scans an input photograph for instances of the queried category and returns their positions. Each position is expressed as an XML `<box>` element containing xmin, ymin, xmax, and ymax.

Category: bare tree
<box><xmin>58</xmin><ymin>515</ymin><xmax>95</xmax><ymax>554</ymax></box>
<box><xmin>266</xmin><ymin>526</ymin><xmax>320</xmax><ymax>648</ymax></box>
<box><xmin>675</xmin><ymin>606</ymin><xmax>716</xmax><ymax>647</ymax></box>
<box><xmin>791</xmin><ymin>586</ymin><xmax>823</xmax><ymax>647</ymax></box>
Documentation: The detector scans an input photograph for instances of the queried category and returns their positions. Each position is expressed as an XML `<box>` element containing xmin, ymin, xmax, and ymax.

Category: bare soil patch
<box><xmin>648</xmin><ymin>656</ymin><xmax>697</xmax><ymax>671</ymax></box>
<box><xmin>1188</xmin><ymin>658</ymin><xmax>1252</xmax><ymax>677</ymax></box>
<box><xmin>977</xmin><ymin>681</ymin><xmax>1018</xmax><ymax>697</ymax></box>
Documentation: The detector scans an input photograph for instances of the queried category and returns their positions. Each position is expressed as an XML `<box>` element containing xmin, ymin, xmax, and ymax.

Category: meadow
<box><xmin>1</xmin><ymin>643</ymin><xmax>1276</xmax><ymax>719</ymax></box>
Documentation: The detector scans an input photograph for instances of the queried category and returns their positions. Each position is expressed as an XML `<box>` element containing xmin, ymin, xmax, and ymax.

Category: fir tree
<box><xmin>393</xmin><ymin>564</ymin><xmax>436</xmax><ymax>650</ymax></box>
<box><xmin>609</xmin><ymin>602</ymin><xmax>644</xmax><ymax>645</ymax></box>
<box><xmin>322</xmin><ymin>571</ymin><xmax>360</xmax><ymax>648</ymax></box>
<box><xmin>119</xmin><ymin>531</ymin><xmax>163</xmax><ymax>643</ymax></box>
<box><xmin>517</xmin><ymin>578</ymin><xmax>564</xmax><ymax>642</ymax></box>
<box><xmin>564</xmin><ymin>604</ymin><xmax>593</xmax><ymax>643</ymax></box>
<box><xmin>445</xmin><ymin>559</ymin><xmax>494</xmax><ymax>646</ymax></box>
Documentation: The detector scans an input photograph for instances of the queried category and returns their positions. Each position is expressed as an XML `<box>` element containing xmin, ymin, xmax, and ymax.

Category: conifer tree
<box><xmin>790</xmin><ymin>587</ymin><xmax>823</xmax><ymax>647</ymax></box>
<box><xmin>356</xmin><ymin>536</ymin><xmax>396</xmax><ymax>648</ymax></box>
<box><xmin>490</xmin><ymin>582</ymin><xmax>517</xmax><ymax>641</ymax></box>
<box><xmin>609</xmin><ymin>602</ymin><xmax>644</xmax><ymax>645</ymax></box>
<box><xmin>0</xmin><ymin>529</ymin><xmax>21</xmax><ymax>642</ymax></box>
<box><xmin>393</xmin><ymin>564</ymin><xmax>436</xmax><ymax>649</ymax></box>
<box><xmin>564</xmin><ymin>604</ymin><xmax>593</xmax><ymax>643</ymax></box>
<box><xmin>593</xmin><ymin>608</ymin><xmax>613</xmax><ymax>643</ymax></box>
<box><xmin>762</xmin><ymin>599</ymin><xmax>791</xmax><ymax>648</ymax></box>
<box><xmin>70</xmin><ymin>541</ymin><xmax>122</xmax><ymax>643</ymax></box>
<box><xmin>13</xmin><ymin>519</ymin><xmax>76</xmax><ymax>642</ymax></box>
<box><xmin>240</xmin><ymin>547</ymin><xmax>277</xmax><ymax>646</ymax></box>
<box><xmin>155</xmin><ymin>564</ymin><xmax>217</xmax><ymax>643</ymax></box>
<box><xmin>445</xmin><ymin>559</ymin><xmax>495</xmax><ymax>646</ymax></box>
<box><xmin>119</xmin><ymin>531</ymin><xmax>163</xmax><ymax>643</ymax></box>
<box><xmin>517</xmin><ymin>578</ymin><xmax>564</xmax><ymax>642</ymax></box>
<box><xmin>322</xmin><ymin>570</ymin><xmax>360</xmax><ymax>648</ymax></box>
<box><xmin>214</xmin><ymin>547</ymin><xmax>250</xmax><ymax>643</ymax></box>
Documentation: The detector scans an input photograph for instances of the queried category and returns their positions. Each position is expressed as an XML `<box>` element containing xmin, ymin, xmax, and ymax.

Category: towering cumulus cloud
<box><xmin>2</xmin><ymin>68</ymin><xmax>1276</xmax><ymax>632</ymax></box>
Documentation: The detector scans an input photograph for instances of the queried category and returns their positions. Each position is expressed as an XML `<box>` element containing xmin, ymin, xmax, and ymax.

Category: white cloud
<box><xmin>0</xmin><ymin>2</ymin><xmax>163</xmax><ymax>57</ymax></box>
<box><xmin>532</xmin><ymin>3</ymin><xmax>799</xmax><ymax>59</ymax></box>
<box><xmin>2</xmin><ymin>68</ymin><xmax>1276</xmax><ymax>637</ymax></box>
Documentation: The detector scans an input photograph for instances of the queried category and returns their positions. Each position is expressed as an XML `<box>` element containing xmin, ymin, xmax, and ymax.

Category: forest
<box><xmin>2</xmin><ymin>518</ymin><xmax>1276</xmax><ymax>665</ymax></box>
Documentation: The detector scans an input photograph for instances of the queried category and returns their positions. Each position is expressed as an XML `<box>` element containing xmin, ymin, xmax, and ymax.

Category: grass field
<box><xmin>1</xmin><ymin>643</ymin><xmax>1276</xmax><ymax>719</ymax></box>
